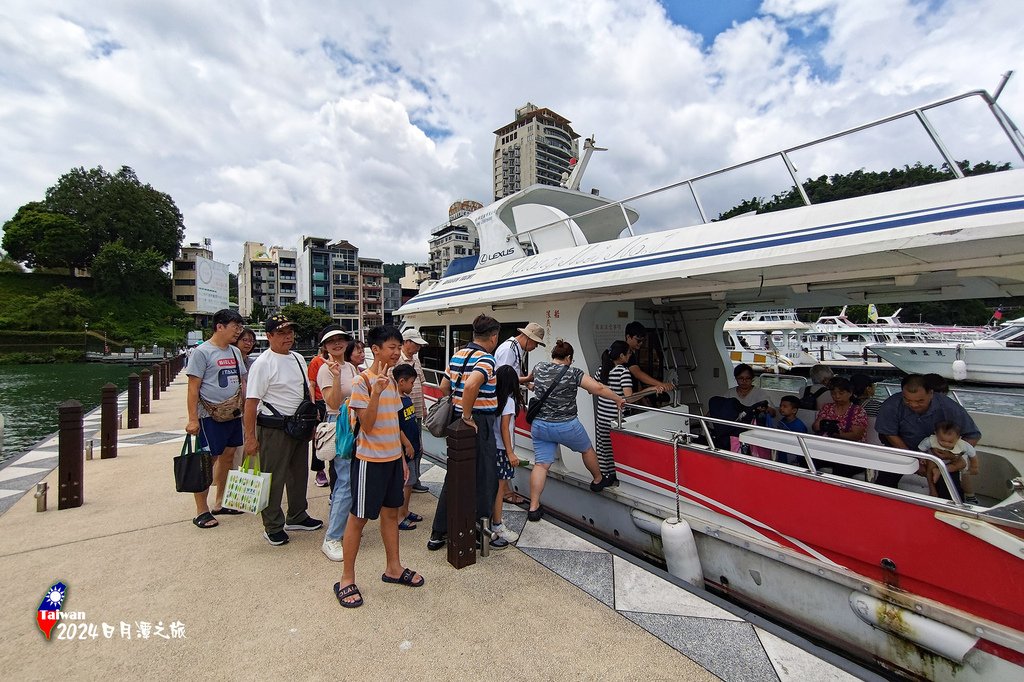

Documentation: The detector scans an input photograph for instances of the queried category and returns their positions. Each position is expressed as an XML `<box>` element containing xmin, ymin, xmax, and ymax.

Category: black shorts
<box><xmin>350</xmin><ymin>457</ymin><xmax>405</xmax><ymax>520</ymax></box>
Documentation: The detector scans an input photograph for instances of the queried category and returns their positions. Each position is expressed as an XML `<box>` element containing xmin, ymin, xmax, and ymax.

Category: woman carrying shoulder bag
<box><xmin>527</xmin><ymin>339</ymin><xmax>625</xmax><ymax>522</ymax></box>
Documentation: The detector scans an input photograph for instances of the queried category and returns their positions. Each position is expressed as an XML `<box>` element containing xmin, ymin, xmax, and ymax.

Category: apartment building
<box><xmin>493</xmin><ymin>102</ymin><xmax>579</xmax><ymax>201</ymax></box>
<box><xmin>173</xmin><ymin>239</ymin><xmax>229</xmax><ymax>324</ymax></box>
<box><xmin>270</xmin><ymin>246</ymin><xmax>298</xmax><ymax>308</ymax></box>
<box><xmin>359</xmin><ymin>256</ymin><xmax>384</xmax><ymax>331</ymax></box>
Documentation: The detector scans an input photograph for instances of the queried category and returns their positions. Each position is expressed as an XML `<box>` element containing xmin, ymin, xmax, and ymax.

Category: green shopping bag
<box><xmin>221</xmin><ymin>456</ymin><xmax>272</xmax><ymax>514</ymax></box>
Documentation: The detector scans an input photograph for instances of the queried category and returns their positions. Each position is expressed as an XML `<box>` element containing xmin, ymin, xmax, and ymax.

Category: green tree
<box><xmin>716</xmin><ymin>161</ymin><xmax>1011</xmax><ymax>221</ymax></box>
<box><xmin>228</xmin><ymin>272</ymin><xmax>238</xmax><ymax>303</ymax></box>
<box><xmin>2</xmin><ymin>202</ymin><xmax>92</xmax><ymax>271</ymax></box>
<box><xmin>280</xmin><ymin>303</ymin><xmax>332</xmax><ymax>343</ymax></box>
<box><xmin>0</xmin><ymin>250</ymin><xmax>25</xmax><ymax>273</ymax></box>
<box><xmin>2</xmin><ymin>165</ymin><xmax>185</xmax><ymax>270</ymax></box>
<box><xmin>248</xmin><ymin>301</ymin><xmax>268</xmax><ymax>325</ymax></box>
<box><xmin>91</xmin><ymin>241</ymin><xmax>169</xmax><ymax>295</ymax></box>
<box><xmin>31</xmin><ymin>287</ymin><xmax>94</xmax><ymax>329</ymax></box>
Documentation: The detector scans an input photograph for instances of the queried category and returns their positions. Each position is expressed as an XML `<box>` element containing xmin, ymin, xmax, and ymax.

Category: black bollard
<box><xmin>100</xmin><ymin>383</ymin><xmax>118</xmax><ymax>459</ymax></box>
<box><xmin>162</xmin><ymin>360</ymin><xmax>170</xmax><ymax>390</ymax></box>
<box><xmin>446</xmin><ymin>419</ymin><xmax>478</xmax><ymax>569</ymax></box>
<box><xmin>58</xmin><ymin>400</ymin><xmax>84</xmax><ymax>509</ymax></box>
<box><xmin>152</xmin><ymin>364</ymin><xmax>161</xmax><ymax>401</ymax></box>
<box><xmin>140</xmin><ymin>369</ymin><xmax>151</xmax><ymax>414</ymax></box>
<box><xmin>127</xmin><ymin>373</ymin><xmax>140</xmax><ymax>428</ymax></box>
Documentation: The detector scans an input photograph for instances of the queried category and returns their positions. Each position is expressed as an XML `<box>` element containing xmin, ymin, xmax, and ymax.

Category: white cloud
<box><xmin>0</xmin><ymin>0</ymin><xmax>1021</xmax><ymax>273</ymax></box>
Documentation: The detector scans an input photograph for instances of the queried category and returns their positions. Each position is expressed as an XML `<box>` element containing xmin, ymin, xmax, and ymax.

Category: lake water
<box><xmin>0</xmin><ymin>363</ymin><xmax>136</xmax><ymax>465</ymax></box>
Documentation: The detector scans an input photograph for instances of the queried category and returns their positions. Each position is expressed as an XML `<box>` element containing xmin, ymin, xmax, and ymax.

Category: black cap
<box><xmin>265</xmin><ymin>314</ymin><xmax>295</xmax><ymax>334</ymax></box>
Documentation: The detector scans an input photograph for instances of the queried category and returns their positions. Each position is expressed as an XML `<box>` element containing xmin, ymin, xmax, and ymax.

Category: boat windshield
<box><xmin>988</xmin><ymin>324</ymin><xmax>1024</xmax><ymax>341</ymax></box>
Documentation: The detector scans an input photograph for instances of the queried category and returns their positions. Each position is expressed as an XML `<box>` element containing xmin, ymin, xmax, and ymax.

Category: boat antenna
<box><xmin>563</xmin><ymin>135</ymin><xmax>607</xmax><ymax>191</ymax></box>
<box><xmin>993</xmin><ymin>71</ymin><xmax>1014</xmax><ymax>101</ymax></box>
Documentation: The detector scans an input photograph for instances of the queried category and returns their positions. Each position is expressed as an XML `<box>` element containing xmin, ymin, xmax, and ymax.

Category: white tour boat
<box><xmin>399</xmin><ymin>86</ymin><xmax>1024</xmax><ymax>680</ymax></box>
<box><xmin>722</xmin><ymin>309</ymin><xmax>836</xmax><ymax>371</ymax></box>
<box><xmin>870</xmin><ymin>318</ymin><xmax>1024</xmax><ymax>386</ymax></box>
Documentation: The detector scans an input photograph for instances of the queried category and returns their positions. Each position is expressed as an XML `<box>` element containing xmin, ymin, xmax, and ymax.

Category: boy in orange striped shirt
<box><xmin>334</xmin><ymin>325</ymin><xmax>424</xmax><ymax>608</ymax></box>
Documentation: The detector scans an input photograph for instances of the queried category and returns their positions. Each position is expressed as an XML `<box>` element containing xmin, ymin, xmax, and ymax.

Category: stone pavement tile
<box><xmin>0</xmin><ymin>466</ymin><xmax>50</xmax><ymax>483</ymax></box>
<box><xmin>519</xmin><ymin>546</ymin><xmax>614</xmax><ymax>607</ymax></box>
<box><xmin>517</xmin><ymin>517</ymin><xmax>607</xmax><ymax>553</ymax></box>
<box><xmin>613</xmin><ymin>555</ymin><xmax>741</xmax><ymax>620</ymax></box>
<box><xmin>8</xmin><ymin>448</ymin><xmax>59</xmax><ymax>464</ymax></box>
<box><xmin>501</xmin><ymin>509</ymin><xmax>528</xmax><ymax>537</ymax></box>
<box><xmin>755</xmin><ymin>627</ymin><xmax>860</xmax><ymax>681</ymax></box>
<box><xmin>622</xmin><ymin>611</ymin><xmax>780</xmax><ymax>682</ymax></box>
<box><xmin>0</xmin><ymin>489</ymin><xmax>25</xmax><ymax>499</ymax></box>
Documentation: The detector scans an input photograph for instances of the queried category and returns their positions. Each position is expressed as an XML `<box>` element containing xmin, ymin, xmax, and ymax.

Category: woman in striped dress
<box><xmin>596</xmin><ymin>340</ymin><xmax>633</xmax><ymax>486</ymax></box>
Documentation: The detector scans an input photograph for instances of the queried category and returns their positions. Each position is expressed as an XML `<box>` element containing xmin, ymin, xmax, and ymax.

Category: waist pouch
<box><xmin>256</xmin><ymin>413</ymin><xmax>287</xmax><ymax>429</ymax></box>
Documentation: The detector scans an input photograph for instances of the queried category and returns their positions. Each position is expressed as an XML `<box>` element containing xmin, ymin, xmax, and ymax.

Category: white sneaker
<box><xmin>493</xmin><ymin>523</ymin><xmax>519</xmax><ymax>543</ymax></box>
<box><xmin>321</xmin><ymin>539</ymin><xmax>344</xmax><ymax>562</ymax></box>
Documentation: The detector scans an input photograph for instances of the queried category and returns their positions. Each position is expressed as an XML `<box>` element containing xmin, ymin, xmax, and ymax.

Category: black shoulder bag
<box><xmin>263</xmin><ymin>354</ymin><xmax>319</xmax><ymax>440</ymax></box>
<box><xmin>525</xmin><ymin>364</ymin><xmax>571</xmax><ymax>424</ymax></box>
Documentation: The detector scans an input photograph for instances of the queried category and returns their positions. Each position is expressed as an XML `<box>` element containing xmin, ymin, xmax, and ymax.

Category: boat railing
<box><xmin>614</xmin><ymin>401</ymin><xmax>967</xmax><ymax>508</ymax></box>
<box><xmin>512</xmin><ymin>87</ymin><xmax>1024</xmax><ymax>246</ymax></box>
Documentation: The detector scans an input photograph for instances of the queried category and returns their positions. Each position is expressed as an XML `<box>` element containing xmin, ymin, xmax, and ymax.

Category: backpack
<box><xmin>800</xmin><ymin>386</ymin><xmax>829</xmax><ymax>410</ymax></box>
<box><xmin>335</xmin><ymin>399</ymin><xmax>359</xmax><ymax>460</ymax></box>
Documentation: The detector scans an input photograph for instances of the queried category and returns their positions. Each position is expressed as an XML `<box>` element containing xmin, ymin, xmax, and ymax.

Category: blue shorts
<box><xmin>199</xmin><ymin>417</ymin><xmax>243</xmax><ymax>457</ymax></box>
<box><xmin>530</xmin><ymin>418</ymin><xmax>592</xmax><ymax>465</ymax></box>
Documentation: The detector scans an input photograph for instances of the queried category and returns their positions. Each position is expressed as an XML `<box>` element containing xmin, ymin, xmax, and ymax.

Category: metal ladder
<box><xmin>651</xmin><ymin>309</ymin><xmax>703</xmax><ymax>415</ymax></box>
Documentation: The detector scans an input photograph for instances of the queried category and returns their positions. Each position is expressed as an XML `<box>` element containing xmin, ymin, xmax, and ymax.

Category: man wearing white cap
<box><xmin>396</xmin><ymin>328</ymin><xmax>429</xmax><ymax>495</ymax></box>
<box><xmin>495</xmin><ymin>322</ymin><xmax>545</xmax><ymax>384</ymax></box>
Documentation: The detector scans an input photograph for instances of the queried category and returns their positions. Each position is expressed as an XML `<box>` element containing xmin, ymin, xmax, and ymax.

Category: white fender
<box><xmin>848</xmin><ymin>592</ymin><xmax>977</xmax><ymax>662</ymax></box>
<box><xmin>951</xmin><ymin>359</ymin><xmax>968</xmax><ymax>381</ymax></box>
<box><xmin>661</xmin><ymin>517</ymin><xmax>704</xmax><ymax>588</ymax></box>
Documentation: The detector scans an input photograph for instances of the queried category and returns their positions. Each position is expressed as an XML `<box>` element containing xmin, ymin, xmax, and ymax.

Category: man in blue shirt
<box><xmin>874</xmin><ymin>374</ymin><xmax>981</xmax><ymax>489</ymax></box>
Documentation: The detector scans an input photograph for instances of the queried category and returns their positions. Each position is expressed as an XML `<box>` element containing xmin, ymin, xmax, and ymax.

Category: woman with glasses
<box><xmin>723</xmin><ymin>363</ymin><xmax>776</xmax><ymax>458</ymax></box>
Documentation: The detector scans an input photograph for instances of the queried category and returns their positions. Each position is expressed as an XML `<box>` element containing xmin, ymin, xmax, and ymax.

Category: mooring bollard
<box><xmin>86</xmin><ymin>439</ymin><xmax>94</xmax><ymax>460</ymax></box>
<box><xmin>58</xmin><ymin>400</ymin><xmax>84</xmax><ymax>509</ymax></box>
<box><xmin>100</xmin><ymin>383</ymin><xmax>118</xmax><ymax>459</ymax></box>
<box><xmin>140</xmin><ymin>369</ymin><xmax>151</xmax><ymax>414</ymax></box>
<box><xmin>162</xmin><ymin>360</ymin><xmax>171</xmax><ymax>390</ymax></box>
<box><xmin>446</xmin><ymin>419</ymin><xmax>478</xmax><ymax>569</ymax></box>
<box><xmin>127</xmin><ymin>373</ymin><xmax>140</xmax><ymax>428</ymax></box>
<box><xmin>152</xmin><ymin>363</ymin><xmax>162</xmax><ymax>401</ymax></box>
<box><xmin>35</xmin><ymin>482</ymin><xmax>48</xmax><ymax>512</ymax></box>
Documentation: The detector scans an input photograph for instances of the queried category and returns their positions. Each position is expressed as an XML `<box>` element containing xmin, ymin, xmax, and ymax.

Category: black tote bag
<box><xmin>173</xmin><ymin>434</ymin><xmax>212</xmax><ymax>493</ymax></box>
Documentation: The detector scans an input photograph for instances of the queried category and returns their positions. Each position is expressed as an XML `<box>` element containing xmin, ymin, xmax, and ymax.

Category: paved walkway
<box><xmin>0</xmin><ymin>373</ymin><xmax>873</xmax><ymax>680</ymax></box>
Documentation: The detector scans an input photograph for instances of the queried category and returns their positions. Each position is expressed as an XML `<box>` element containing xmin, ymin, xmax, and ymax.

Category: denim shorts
<box><xmin>530</xmin><ymin>418</ymin><xmax>592</xmax><ymax>465</ymax></box>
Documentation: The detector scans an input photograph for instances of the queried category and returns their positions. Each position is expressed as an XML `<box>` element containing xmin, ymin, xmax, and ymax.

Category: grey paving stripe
<box><xmin>501</xmin><ymin>509</ymin><xmax>528</xmax><ymax>537</ymax></box>
<box><xmin>518</xmin><ymin>546</ymin><xmax>614</xmax><ymax>607</ymax></box>
<box><xmin>118</xmin><ymin>432</ymin><xmax>189</xmax><ymax>445</ymax></box>
<box><xmin>621</xmin><ymin>611</ymin><xmax>779</xmax><ymax>682</ymax></box>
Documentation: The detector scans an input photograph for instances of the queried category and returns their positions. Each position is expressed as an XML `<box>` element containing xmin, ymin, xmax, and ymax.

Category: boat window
<box><xmin>417</xmin><ymin>326</ymin><xmax>447</xmax><ymax>372</ymax></box>
<box><xmin>447</xmin><ymin>321</ymin><xmax>528</xmax><ymax>366</ymax></box>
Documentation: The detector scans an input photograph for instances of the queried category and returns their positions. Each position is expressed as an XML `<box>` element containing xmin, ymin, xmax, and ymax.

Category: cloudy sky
<box><xmin>1</xmin><ymin>0</ymin><xmax>1021</xmax><ymax>271</ymax></box>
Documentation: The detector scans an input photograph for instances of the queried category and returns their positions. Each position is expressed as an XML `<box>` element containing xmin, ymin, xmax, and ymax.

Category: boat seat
<box><xmin>738</xmin><ymin>429</ymin><xmax>920</xmax><ymax>474</ymax></box>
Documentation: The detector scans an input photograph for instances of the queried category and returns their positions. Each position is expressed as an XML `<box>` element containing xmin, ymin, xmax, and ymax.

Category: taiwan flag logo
<box><xmin>37</xmin><ymin>581</ymin><xmax>67</xmax><ymax>640</ymax></box>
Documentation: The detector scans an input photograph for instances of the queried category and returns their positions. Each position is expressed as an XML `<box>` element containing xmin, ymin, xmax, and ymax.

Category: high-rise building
<box><xmin>493</xmin><ymin>102</ymin><xmax>579</xmax><ymax>200</ymax></box>
<box><xmin>359</xmin><ymin>256</ymin><xmax>384</xmax><ymax>330</ymax></box>
<box><xmin>428</xmin><ymin>200</ymin><xmax>482</xmax><ymax>278</ymax></box>
<box><xmin>298</xmin><ymin>236</ymin><xmax>360</xmax><ymax>333</ymax></box>
<box><xmin>173</xmin><ymin>239</ymin><xmax>229</xmax><ymax>325</ymax></box>
<box><xmin>270</xmin><ymin>246</ymin><xmax>298</xmax><ymax>308</ymax></box>
<box><xmin>239</xmin><ymin>242</ymin><xmax>278</xmax><ymax>319</ymax></box>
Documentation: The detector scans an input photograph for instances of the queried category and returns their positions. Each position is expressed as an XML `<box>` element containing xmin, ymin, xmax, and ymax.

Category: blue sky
<box><xmin>661</xmin><ymin>0</ymin><xmax>762</xmax><ymax>45</ymax></box>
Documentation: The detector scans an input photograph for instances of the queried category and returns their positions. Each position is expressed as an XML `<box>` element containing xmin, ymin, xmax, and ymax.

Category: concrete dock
<box><xmin>0</xmin><ymin>373</ymin><xmax>873</xmax><ymax>681</ymax></box>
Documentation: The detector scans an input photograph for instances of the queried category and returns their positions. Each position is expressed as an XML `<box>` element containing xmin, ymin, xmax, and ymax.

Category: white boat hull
<box><xmin>870</xmin><ymin>343</ymin><xmax>1024</xmax><ymax>386</ymax></box>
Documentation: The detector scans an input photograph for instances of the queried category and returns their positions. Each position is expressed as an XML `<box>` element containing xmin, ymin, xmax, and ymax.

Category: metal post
<box><xmin>86</xmin><ymin>439</ymin><xmax>94</xmax><ymax>461</ymax></box>
<box><xmin>57</xmin><ymin>400</ymin><xmax>84</xmax><ymax>509</ymax></box>
<box><xmin>445</xmin><ymin>419</ymin><xmax>478</xmax><ymax>569</ymax></box>
<box><xmin>163</xmin><ymin>360</ymin><xmax>171</xmax><ymax>390</ymax></box>
<box><xmin>140</xmin><ymin>370</ymin><xmax>151</xmax><ymax>414</ymax></box>
<box><xmin>152</xmin><ymin>364</ymin><xmax>162</xmax><ymax>401</ymax></box>
<box><xmin>100</xmin><ymin>383</ymin><xmax>118</xmax><ymax>459</ymax></box>
<box><xmin>127</xmin><ymin>373</ymin><xmax>140</xmax><ymax>428</ymax></box>
<box><xmin>35</xmin><ymin>482</ymin><xmax>48</xmax><ymax>512</ymax></box>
